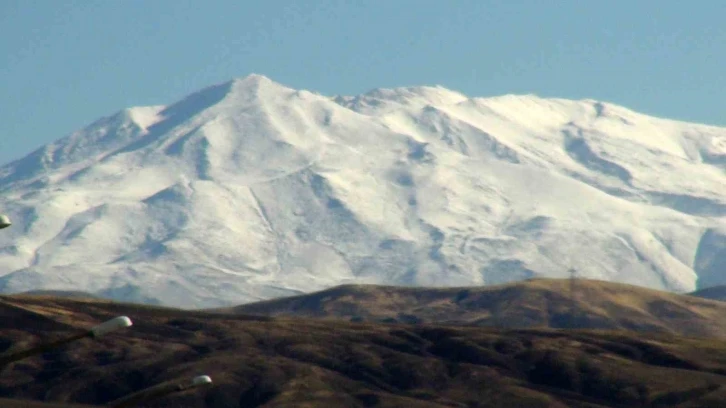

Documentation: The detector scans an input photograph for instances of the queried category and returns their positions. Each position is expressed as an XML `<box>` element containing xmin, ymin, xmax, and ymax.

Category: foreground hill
<box><xmin>225</xmin><ymin>278</ymin><xmax>726</xmax><ymax>338</ymax></box>
<box><xmin>1</xmin><ymin>74</ymin><xmax>726</xmax><ymax>307</ymax></box>
<box><xmin>16</xmin><ymin>290</ymin><xmax>104</xmax><ymax>300</ymax></box>
<box><xmin>4</xmin><ymin>295</ymin><xmax>726</xmax><ymax>407</ymax></box>
<box><xmin>0</xmin><ymin>399</ymin><xmax>91</xmax><ymax>408</ymax></box>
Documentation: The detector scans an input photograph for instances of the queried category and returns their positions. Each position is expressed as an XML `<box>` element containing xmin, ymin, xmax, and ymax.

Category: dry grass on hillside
<box><xmin>3</xmin><ymin>291</ymin><xmax>726</xmax><ymax>407</ymax></box>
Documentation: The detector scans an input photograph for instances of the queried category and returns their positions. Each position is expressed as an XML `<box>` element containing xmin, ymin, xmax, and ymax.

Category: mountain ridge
<box><xmin>0</xmin><ymin>74</ymin><xmax>725</xmax><ymax>307</ymax></box>
<box><xmin>221</xmin><ymin>278</ymin><xmax>726</xmax><ymax>338</ymax></box>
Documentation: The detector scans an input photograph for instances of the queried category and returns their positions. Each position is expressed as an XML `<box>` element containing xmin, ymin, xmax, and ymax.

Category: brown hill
<box><xmin>4</xmin><ymin>291</ymin><xmax>726</xmax><ymax>407</ymax></box>
<box><xmin>0</xmin><ymin>398</ymin><xmax>92</xmax><ymax>408</ymax></box>
<box><xmin>220</xmin><ymin>278</ymin><xmax>726</xmax><ymax>338</ymax></box>
<box><xmin>15</xmin><ymin>290</ymin><xmax>104</xmax><ymax>300</ymax></box>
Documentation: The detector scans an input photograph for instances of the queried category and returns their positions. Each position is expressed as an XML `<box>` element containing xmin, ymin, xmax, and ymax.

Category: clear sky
<box><xmin>1</xmin><ymin>0</ymin><xmax>724</xmax><ymax>166</ymax></box>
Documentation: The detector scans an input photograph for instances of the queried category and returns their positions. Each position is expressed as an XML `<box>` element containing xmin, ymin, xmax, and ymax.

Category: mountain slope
<box><xmin>0</xmin><ymin>74</ymin><xmax>725</xmax><ymax>307</ymax></box>
<box><xmin>224</xmin><ymin>278</ymin><xmax>726</xmax><ymax>338</ymax></box>
<box><xmin>690</xmin><ymin>285</ymin><xmax>726</xmax><ymax>301</ymax></box>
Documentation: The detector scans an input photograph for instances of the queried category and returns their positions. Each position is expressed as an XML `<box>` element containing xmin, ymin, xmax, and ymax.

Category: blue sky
<box><xmin>1</xmin><ymin>0</ymin><xmax>724</xmax><ymax>166</ymax></box>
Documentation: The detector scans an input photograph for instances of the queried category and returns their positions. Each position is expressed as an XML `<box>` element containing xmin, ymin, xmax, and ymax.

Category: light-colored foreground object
<box><xmin>0</xmin><ymin>214</ymin><xmax>11</xmax><ymax>229</ymax></box>
<box><xmin>191</xmin><ymin>375</ymin><xmax>213</xmax><ymax>387</ymax></box>
<box><xmin>90</xmin><ymin>316</ymin><xmax>133</xmax><ymax>337</ymax></box>
<box><xmin>0</xmin><ymin>316</ymin><xmax>133</xmax><ymax>367</ymax></box>
<box><xmin>107</xmin><ymin>375</ymin><xmax>213</xmax><ymax>407</ymax></box>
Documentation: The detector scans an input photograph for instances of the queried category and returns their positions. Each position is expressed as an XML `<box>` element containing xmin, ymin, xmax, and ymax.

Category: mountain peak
<box><xmin>361</xmin><ymin>84</ymin><xmax>466</xmax><ymax>101</ymax></box>
<box><xmin>226</xmin><ymin>73</ymin><xmax>292</xmax><ymax>96</ymax></box>
<box><xmin>168</xmin><ymin>74</ymin><xmax>295</xmax><ymax>111</ymax></box>
<box><xmin>334</xmin><ymin>84</ymin><xmax>468</xmax><ymax>115</ymax></box>
<box><xmin>231</xmin><ymin>73</ymin><xmax>274</xmax><ymax>85</ymax></box>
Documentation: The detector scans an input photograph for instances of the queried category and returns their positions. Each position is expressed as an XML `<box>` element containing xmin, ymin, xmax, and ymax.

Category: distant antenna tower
<box><xmin>568</xmin><ymin>267</ymin><xmax>578</xmax><ymax>326</ymax></box>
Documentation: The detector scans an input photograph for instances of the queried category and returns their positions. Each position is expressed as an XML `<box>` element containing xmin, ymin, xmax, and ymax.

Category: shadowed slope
<box><xmin>690</xmin><ymin>285</ymin><xmax>726</xmax><ymax>301</ymax></box>
<box><xmin>0</xmin><ymin>399</ymin><xmax>93</xmax><ymax>408</ymax></box>
<box><xmin>16</xmin><ymin>290</ymin><xmax>104</xmax><ymax>300</ymax></box>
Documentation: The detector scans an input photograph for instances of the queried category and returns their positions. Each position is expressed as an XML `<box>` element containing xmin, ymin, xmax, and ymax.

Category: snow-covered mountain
<box><xmin>1</xmin><ymin>74</ymin><xmax>725</xmax><ymax>308</ymax></box>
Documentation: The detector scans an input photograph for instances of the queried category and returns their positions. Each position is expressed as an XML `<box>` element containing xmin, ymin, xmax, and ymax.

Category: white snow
<box><xmin>0</xmin><ymin>74</ymin><xmax>725</xmax><ymax>308</ymax></box>
<box><xmin>126</xmin><ymin>105</ymin><xmax>166</xmax><ymax>131</ymax></box>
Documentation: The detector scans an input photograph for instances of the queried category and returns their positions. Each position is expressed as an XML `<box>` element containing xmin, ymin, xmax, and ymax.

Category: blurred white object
<box><xmin>191</xmin><ymin>375</ymin><xmax>213</xmax><ymax>387</ymax></box>
<box><xmin>90</xmin><ymin>315</ymin><xmax>133</xmax><ymax>337</ymax></box>
<box><xmin>0</xmin><ymin>214</ymin><xmax>11</xmax><ymax>229</ymax></box>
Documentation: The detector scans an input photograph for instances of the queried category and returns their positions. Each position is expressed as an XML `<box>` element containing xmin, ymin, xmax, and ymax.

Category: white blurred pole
<box><xmin>0</xmin><ymin>316</ymin><xmax>133</xmax><ymax>366</ymax></box>
<box><xmin>107</xmin><ymin>375</ymin><xmax>213</xmax><ymax>407</ymax></box>
<box><xmin>90</xmin><ymin>316</ymin><xmax>133</xmax><ymax>338</ymax></box>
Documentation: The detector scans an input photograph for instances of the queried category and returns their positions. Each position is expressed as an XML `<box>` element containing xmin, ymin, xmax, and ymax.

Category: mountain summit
<box><xmin>1</xmin><ymin>74</ymin><xmax>725</xmax><ymax>307</ymax></box>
